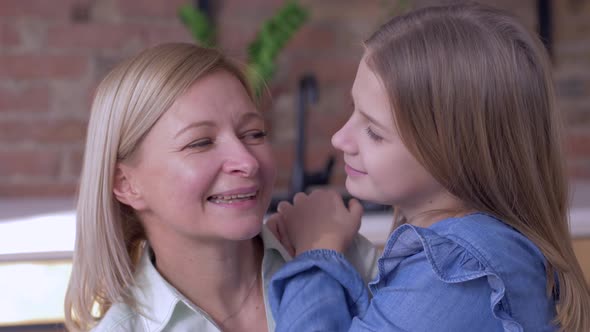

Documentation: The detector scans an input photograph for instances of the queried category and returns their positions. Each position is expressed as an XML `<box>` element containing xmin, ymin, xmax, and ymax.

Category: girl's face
<box><xmin>332</xmin><ymin>57</ymin><xmax>454</xmax><ymax>221</ymax></box>
<box><xmin>117</xmin><ymin>70</ymin><xmax>276</xmax><ymax>243</ymax></box>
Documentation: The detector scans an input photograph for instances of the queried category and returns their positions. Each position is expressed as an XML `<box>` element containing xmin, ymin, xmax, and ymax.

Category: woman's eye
<box><xmin>186</xmin><ymin>138</ymin><xmax>213</xmax><ymax>149</ymax></box>
<box><xmin>365</xmin><ymin>127</ymin><xmax>383</xmax><ymax>142</ymax></box>
<box><xmin>241</xmin><ymin>130</ymin><xmax>267</xmax><ymax>144</ymax></box>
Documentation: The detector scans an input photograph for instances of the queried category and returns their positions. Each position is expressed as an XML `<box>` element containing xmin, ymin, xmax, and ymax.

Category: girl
<box><xmin>64</xmin><ymin>43</ymin><xmax>377</xmax><ymax>331</ymax></box>
<box><xmin>268</xmin><ymin>3</ymin><xmax>590</xmax><ymax>331</ymax></box>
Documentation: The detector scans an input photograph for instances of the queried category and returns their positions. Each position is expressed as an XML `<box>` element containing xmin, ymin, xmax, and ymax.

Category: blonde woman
<box><xmin>64</xmin><ymin>43</ymin><xmax>377</xmax><ymax>332</ymax></box>
<box><xmin>268</xmin><ymin>3</ymin><xmax>590</xmax><ymax>332</ymax></box>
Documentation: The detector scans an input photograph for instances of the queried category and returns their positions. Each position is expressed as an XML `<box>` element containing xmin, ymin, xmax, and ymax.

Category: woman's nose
<box><xmin>222</xmin><ymin>141</ymin><xmax>260</xmax><ymax>177</ymax></box>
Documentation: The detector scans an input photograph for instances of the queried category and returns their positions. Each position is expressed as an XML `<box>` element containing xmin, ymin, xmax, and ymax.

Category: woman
<box><xmin>64</xmin><ymin>43</ymin><xmax>377</xmax><ymax>332</ymax></box>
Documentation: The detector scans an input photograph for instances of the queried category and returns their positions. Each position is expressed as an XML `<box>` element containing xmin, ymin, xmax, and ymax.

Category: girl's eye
<box><xmin>241</xmin><ymin>130</ymin><xmax>267</xmax><ymax>144</ymax></box>
<box><xmin>365</xmin><ymin>127</ymin><xmax>383</xmax><ymax>142</ymax></box>
<box><xmin>186</xmin><ymin>138</ymin><xmax>213</xmax><ymax>149</ymax></box>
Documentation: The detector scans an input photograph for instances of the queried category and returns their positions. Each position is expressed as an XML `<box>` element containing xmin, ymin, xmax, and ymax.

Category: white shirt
<box><xmin>93</xmin><ymin>225</ymin><xmax>378</xmax><ymax>332</ymax></box>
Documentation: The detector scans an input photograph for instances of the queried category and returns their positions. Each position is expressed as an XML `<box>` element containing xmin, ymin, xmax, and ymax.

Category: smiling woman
<box><xmin>63</xmin><ymin>43</ymin><xmax>378</xmax><ymax>332</ymax></box>
<box><xmin>66</xmin><ymin>43</ymin><xmax>273</xmax><ymax>332</ymax></box>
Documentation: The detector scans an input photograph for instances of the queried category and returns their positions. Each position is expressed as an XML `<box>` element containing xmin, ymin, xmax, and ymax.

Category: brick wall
<box><xmin>0</xmin><ymin>0</ymin><xmax>588</xmax><ymax>198</ymax></box>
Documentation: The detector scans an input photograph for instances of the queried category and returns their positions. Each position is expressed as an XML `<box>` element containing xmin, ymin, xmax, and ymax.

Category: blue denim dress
<box><xmin>269</xmin><ymin>213</ymin><xmax>558</xmax><ymax>331</ymax></box>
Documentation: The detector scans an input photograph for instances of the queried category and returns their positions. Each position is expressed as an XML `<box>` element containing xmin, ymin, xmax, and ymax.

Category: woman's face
<box><xmin>119</xmin><ymin>70</ymin><xmax>276</xmax><ymax>242</ymax></box>
<box><xmin>331</xmin><ymin>57</ymin><xmax>448</xmax><ymax>218</ymax></box>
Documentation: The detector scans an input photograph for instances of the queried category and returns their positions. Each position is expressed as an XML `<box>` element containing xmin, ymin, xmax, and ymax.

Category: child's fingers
<box><xmin>347</xmin><ymin>198</ymin><xmax>364</xmax><ymax>220</ymax></box>
<box><xmin>277</xmin><ymin>201</ymin><xmax>292</xmax><ymax>215</ymax></box>
<box><xmin>292</xmin><ymin>192</ymin><xmax>308</xmax><ymax>205</ymax></box>
<box><xmin>265</xmin><ymin>213</ymin><xmax>281</xmax><ymax>238</ymax></box>
<box><xmin>277</xmin><ymin>219</ymin><xmax>296</xmax><ymax>257</ymax></box>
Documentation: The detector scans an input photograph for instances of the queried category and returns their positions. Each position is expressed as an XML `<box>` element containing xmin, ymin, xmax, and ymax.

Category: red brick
<box><xmin>116</xmin><ymin>0</ymin><xmax>188</xmax><ymax>18</ymax></box>
<box><xmin>216</xmin><ymin>20</ymin><xmax>258</xmax><ymax>56</ymax></box>
<box><xmin>143</xmin><ymin>24</ymin><xmax>192</xmax><ymax>47</ymax></box>
<box><xmin>0</xmin><ymin>23</ymin><xmax>20</xmax><ymax>47</ymax></box>
<box><xmin>563</xmin><ymin>107</ymin><xmax>590</xmax><ymax>128</ymax></box>
<box><xmin>0</xmin><ymin>55</ymin><xmax>89</xmax><ymax>80</ymax></box>
<box><xmin>287</xmin><ymin>23</ymin><xmax>340</xmax><ymax>51</ymax></box>
<box><xmin>272</xmin><ymin>143</ymin><xmax>294</xmax><ymax>170</ymax></box>
<box><xmin>301</xmin><ymin>0</ymin><xmax>381</xmax><ymax>21</ymax></box>
<box><xmin>308</xmin><ymin>111</ymin><xmax>350</xmax><ymax>141</ymax></box>
<box><xmin>285</xmin><ymin>55</ymin><xmax>361</xmax><ymax>85</ymax></box>
<box><xmin>0</xmin><ymin>119</ymin><xmax>87</xmax><ymax>144</ymax></box>
<box><xmin>0</xmin><ymin>84</ymin><xmax>49</xmax><ymax>112</ymax></box>
<box><xmin>0</xmin><ymin>149</ymin><xmax>61</xmax><ymax>177</ymax></box>
<box><xmin>306</xmin><ymin>141</ymin><xmax>337</xmax><ymax>172</ymax></box>
<box><xmin>0</xmin><ymin>0</ymin><xmax>76</xmax><ymax>19</ymax></box>
<box><xmin>49</xmin><ymin>81</ymin><xmax>94</xmax><ymax>116</ymax></box>
<box><xmin>93</xmin><ymin>55</ymin><xmax>130</xmax><ymax>85</ymax></box>
<box><xmin>221</xmin><ymin>0</ymin><xmax>283</xmax><ymax>19</ymax></box>
<box><xmin>46</xmin><ymin>23</ymin><xmax>143</xmax><ymax>51</ymax></box>
<box><xmin>65</xmin><ymin>148</ymin><xmax>84</xmax><ymax>177</ymax></box>
<box><xmin>568</xmin><ymin>160</ymin><xmax>590</xmax><ymax>179</ymax></box>
<box><xmin>226</xmin><ymin>0</ymin><xmax>283</xmax><ymax>8</ymax></box>
<box><xmin>0</xmin><ymin>182</ymin><xmax>77</xmax><ymax>197</ymax></box>
<box><xmin>567</xmin><ymin>132</ymin><xmax>590</xmax><ymax>158</ymax></box>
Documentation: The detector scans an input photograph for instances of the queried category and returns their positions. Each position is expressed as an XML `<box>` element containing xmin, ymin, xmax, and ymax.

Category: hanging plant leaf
<box><xmin>178</xmin><ymin>4</ymin><xmax>215</xmax><ymax>47</ymax></box>
<box><xmin>247</xmin><ymin>1</ymin><xmax>309</xmax><ymax>96</ymax></box>
<box><xmin>179</xmin><ymin>1</ymin><xmax>309</xmax><ymax>97</ymax></box>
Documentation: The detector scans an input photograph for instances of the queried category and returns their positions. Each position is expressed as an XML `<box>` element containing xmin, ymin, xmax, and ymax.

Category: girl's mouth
<box><xmin>344</xmin><ymin>164</ymin><xmax>367</xmax><ymax>177</ymax></box>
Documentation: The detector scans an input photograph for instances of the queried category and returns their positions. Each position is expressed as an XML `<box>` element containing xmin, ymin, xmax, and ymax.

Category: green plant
<box><xmin>179</xmin><ymin>1</ymin><xmax>309</xmax><ymax>96</ymax></box>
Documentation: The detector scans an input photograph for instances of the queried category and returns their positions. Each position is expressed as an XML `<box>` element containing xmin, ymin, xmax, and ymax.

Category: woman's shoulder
<box><xmin>91</xmin><ymin>303</ymin><xmax>143</xmax><ymax>332</ymax></box>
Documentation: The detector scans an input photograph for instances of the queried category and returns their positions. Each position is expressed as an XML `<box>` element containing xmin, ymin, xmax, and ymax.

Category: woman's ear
<box><xmin>113</xmin><ymin>163</ymin><xmax>146</xmax><ymax>210</ymax></box>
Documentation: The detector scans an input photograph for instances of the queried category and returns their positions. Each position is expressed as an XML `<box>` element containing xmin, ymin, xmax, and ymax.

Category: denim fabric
<box><xmin>269</xmin><ymin>213</ymin><xmax>558</xmax><ymax>332</ymax></box>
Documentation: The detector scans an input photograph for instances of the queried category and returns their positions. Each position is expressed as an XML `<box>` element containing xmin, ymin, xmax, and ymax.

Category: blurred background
<box><xmin>0</xmin><ymin>0</ymin><xmax>589</xmax><ymax>330</ymax></box>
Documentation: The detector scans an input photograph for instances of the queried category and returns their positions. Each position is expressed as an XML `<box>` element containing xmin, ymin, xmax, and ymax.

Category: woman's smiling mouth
<box><xmin>207</xmin><ymin>186</ymin><xmax>260</xmax><ymax>208</ymax></box>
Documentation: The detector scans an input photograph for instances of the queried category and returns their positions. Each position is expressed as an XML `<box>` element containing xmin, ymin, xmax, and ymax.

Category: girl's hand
<box><xmin>275</xmin><ymin>189</ymin><xmax>363</xmax><ymax>256</ymax></box>
<box><xmin>266</xmin><ymin>212</ymin><xmax>296</xmax><ymax>257</ymax></box>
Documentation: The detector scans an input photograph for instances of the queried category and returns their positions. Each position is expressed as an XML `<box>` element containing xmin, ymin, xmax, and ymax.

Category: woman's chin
<box><xmin>224</xmin><ymin>220</ymin><xmax>264</xmax><ymax>241</ymax></box>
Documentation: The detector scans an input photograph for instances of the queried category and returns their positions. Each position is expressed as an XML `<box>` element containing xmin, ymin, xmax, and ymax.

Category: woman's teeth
<box><xmin>208</xmin><ymin>192</ymin><xmax>257</xmax><ymax>204</ymax></box>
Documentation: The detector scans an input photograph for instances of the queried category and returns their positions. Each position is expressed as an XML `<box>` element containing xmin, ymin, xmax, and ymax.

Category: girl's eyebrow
<box><xmin>351</xmin><ymin>91</ymin><xmax>390</xmax><ymax>131</ymax></box>
<box><xmin>358</xmin><ymin>109</ymin><xmax>388</xmax><ymax>131</ymax></box>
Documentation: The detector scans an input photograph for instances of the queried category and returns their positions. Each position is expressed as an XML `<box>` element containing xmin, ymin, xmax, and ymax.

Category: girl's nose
<box><xmin>331</xmin><ymin>117</ymin><xmax>357</xmax><ymax>155</ymax></box>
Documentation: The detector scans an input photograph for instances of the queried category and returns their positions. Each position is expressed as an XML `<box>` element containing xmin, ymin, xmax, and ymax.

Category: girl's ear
<box><xmin>113</xmin><ymin>163</ymin><xmax>147</xmax><ymax>211</ymax></box>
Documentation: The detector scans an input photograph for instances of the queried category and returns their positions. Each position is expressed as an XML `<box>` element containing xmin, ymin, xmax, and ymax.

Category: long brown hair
<box><xmin>365</xmin><ymin>3</ymin><xmax>589</xmax><ymax>331</ymax></box>
<box><xmin>64</xmin><ymin>43</ymin><xmax>253</xmax><ymax>331</ymax></box>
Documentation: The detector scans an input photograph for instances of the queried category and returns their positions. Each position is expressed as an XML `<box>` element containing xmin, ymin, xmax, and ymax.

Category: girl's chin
<box><xmin>345</xmin><ymin>183</ymin><xmax>392</xmax><ymax>206</ymax></box>
<box><xmin>345</xmin><ymin>181</ymin><xmax>370</xmax><ymax>201</ymax></box>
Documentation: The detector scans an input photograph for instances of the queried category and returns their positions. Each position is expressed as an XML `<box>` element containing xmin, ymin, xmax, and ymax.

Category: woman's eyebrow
<box><xmin>174</xmin><ymin>121</ymin><xmax>215</xmax><ymax>139</ymax></box>
<box><xmin>238</xmin><ymin>112</ymin><xmax>265</xmax><ymax>125</ymax></box>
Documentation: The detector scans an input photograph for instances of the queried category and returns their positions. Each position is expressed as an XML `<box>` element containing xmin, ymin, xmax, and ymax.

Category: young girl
<box><xmin>63</xmin><ymin>43</ymin><xmax>377</xmax><ymax>331</ymax></box>
<box><xmin>268</xmin><ymin>3</ymin><xmax>590</xmax><ymax>331</ymax></box>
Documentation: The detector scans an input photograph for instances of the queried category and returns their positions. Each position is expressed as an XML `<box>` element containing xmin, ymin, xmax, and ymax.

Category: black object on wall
<box><xmin>537</xmin><ymin>0</ymin><xmax>553</xmax><ymax>58</ymax></box>
<box><xmin>289</xmin><ymin>74</ymin><xmax>335</xmax><ymax>197</ymax></box>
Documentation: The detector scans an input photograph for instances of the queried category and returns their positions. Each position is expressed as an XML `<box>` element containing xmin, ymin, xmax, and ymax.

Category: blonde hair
<box><xmin>64</xmin><ymin>43</ymin><xmax>252</xmax><ymax>331</ymax></box>
<box><xmin>365</xmin><ymin>3</ymin><xmax>590</xmax><ymax>331</ymax></box>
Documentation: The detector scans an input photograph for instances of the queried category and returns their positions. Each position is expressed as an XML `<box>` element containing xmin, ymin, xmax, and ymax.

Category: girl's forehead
<box><xmin>352</xmin><ymin>61</ymin><xmax>393</xmax><ymax>118</ymax></box>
